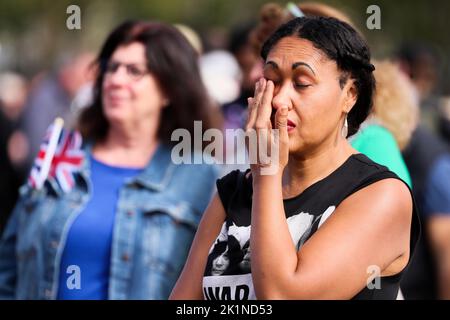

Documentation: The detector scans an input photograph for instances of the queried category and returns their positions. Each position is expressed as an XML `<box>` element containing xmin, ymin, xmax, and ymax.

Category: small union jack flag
<box><xmin>28</xmin><ymin>123</ymin><xmax>85</xmax><ymax>193</ymax></box>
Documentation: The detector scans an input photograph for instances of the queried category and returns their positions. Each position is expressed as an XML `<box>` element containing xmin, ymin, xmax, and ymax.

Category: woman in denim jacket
<box><xmin>0</xmin><ymin>20</ymin><xmax>219</xmax><ymax>300</ymax></box>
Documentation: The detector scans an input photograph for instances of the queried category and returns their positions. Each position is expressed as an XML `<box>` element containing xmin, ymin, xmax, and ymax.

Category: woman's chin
<box><xmin>103</xmin><ymin>106</ymin><xmax>128</xmax><ymax>121</ymax></box>
<box><xmin>288</xmin><ymin>140</ymin><xmax>308</xmax><ymax>155</ymax></box>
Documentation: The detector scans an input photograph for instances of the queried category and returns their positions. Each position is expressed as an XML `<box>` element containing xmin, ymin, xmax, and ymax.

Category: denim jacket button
<box><xmin>25</xmin><ymin>202</ymin><xmax>35</xmax><ymax>214</ymax></box>
<box><xmin>50</xmin><ymin>241</ymin><xmax>58</xmax><ymax>249</ymax></box>
<box><xmin>127</xmin><ymin>210</ymin><xmax>134</xmax><ymax>217</ymax></box>
<box><xmin>121</xmin><ymin>253</ymin><xmax>130</xmax><ymax>261</ymax></box>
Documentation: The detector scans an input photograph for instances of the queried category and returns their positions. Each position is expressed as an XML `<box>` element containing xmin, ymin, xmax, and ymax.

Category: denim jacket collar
<box><xmin>133</xmin><ymin>143</ymin><xmax>175</xmax><ymax>191</ymax></box>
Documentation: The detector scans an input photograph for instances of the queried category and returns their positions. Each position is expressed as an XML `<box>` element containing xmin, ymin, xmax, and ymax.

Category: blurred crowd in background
<box><xmin>1</xmin><ymin>0</ymin><xmax>450</xmax><ymax>300</ymax></box>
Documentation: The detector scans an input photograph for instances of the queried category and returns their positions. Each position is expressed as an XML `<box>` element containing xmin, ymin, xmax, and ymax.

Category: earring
<box><xmin>341</xmin><ymin>115</ymin><xmax>348</xmax><ymax>138</ymax></box>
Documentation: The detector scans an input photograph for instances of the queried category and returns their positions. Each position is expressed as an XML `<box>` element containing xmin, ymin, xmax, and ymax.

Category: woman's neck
<box><xmin>282</xmin><ymin>138</ymin><xmax>357</xmax><ymax>198</ymax></box>
<box><xmin>93</xmin><ymin>121</ymin><xmax>159</xmax><ymax>168</ymax></box>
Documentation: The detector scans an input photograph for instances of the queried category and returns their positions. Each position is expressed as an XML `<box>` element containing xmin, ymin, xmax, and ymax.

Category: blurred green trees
<box><xmin>0</xmin><ymin>0</ymin><xmax>449</xmax><ymax>91</ymax></box>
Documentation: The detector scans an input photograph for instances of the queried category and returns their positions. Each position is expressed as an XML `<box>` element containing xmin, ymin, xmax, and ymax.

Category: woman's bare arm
<box><xmin>169</xmin><ymin>193</ymin><xmax>226</xmax><ymax>299</ymax></box>
<box><xmin>251</xmin><ymin>177</ymin><xmax>413</xmax><ymax>299</ymax></box>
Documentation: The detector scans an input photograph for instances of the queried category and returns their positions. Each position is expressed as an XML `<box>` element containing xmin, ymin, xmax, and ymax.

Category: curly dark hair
<box><xmin>261</xmin><ymin>17</ymin><xmax>376</xmax><ymax>137</ymax></box>
<box><xmin>77</xmin><ymin>20</ymin><xmax>219</xmax><ymax>144</ymax></box>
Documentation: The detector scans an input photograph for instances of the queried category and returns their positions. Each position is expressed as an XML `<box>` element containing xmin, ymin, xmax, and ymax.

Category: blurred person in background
<box><xmin>0</xmin><ymin>72</ymin><xmax>28</xmax><ymax>234</ymax></box>
<box><xmin>221</xmin><ymin>22</ymin><xmax>259</xmax><ymax>131</ymax></box>
<box><xmin>349</xmin><ymin>61</ymin><xmax>417</xmax><ymax>187</ymax></box>
<box><xmin>0</xmin><ymin>20</ymin><xmax>219</xmax><ymax>300</ymax></box>
<box><xmin>199</xmin><ymin>49</ymin><xmax>249</xmax><ymax>175</ymax></box>
<box><xmin>19</xmin><ymin>51</ymin><xmax>95</xmax><ymax>172</ymax></box>
<box><xmin>396</xmin><ymin>43</ymin><xmax>447</xmax><ymax>138</ymax></box>
<box><xmin>396</xmin><ymin>43</ymin><xmax>450</xmax><ymax>149</ymax></box>
<box><xmin>209</xmin><ymin>22</ymin><xmax>263</xmax><ymax>175</ymax></box>
<box><xmin>199</xmin><ymin>50</ymin><xmax>242</xmax><ymax>108</ymax></box>
<box><xmin>174</xmin><ymin>23</ymin><xmax>203</xmax><ymax>55</ymax></box>
<box><xmin>396</xmin><ymin>59</ymin><xmax>450</xmax><ymax>299</ymax></box>
<box><xmin>400</xmin><ymin>124</ymin><xmax>450</xmax><ymax>299</ymax></box>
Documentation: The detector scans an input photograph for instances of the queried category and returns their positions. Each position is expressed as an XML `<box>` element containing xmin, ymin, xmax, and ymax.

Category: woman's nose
<box><xmin>272</xmin><ymin>86</ymin><xmax>293</xmax><ymax>111</ymax></box>
<box><xmin>106</xmin><ymin>66</ymin><xmax>129</xmax><ymax>85</ymax></box>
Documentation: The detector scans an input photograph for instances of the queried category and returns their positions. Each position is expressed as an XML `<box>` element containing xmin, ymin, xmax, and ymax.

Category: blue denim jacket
<box><xmin>0</xmin><ymin>143</ymin><xmax>219</xmax><ymax>299</ymax></box>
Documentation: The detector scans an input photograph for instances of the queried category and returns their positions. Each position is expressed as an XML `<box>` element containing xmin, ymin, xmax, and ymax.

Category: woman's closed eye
<box><xmin>293</xmin><ymin>74</ymin><xmax>313</xmax><ymax>89</ymax></box>
<box><xmin>263</xmin><ymin>75</ymin><xmax>311</xmax><ymax>89</ymax></box>
<box><xmin>294</xmin><ymin>82</ymin><xmax>311</xmax><ymax>89</ymax></box>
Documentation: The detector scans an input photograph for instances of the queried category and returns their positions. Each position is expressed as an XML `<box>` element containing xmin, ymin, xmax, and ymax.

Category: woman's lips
<box><xmin>105</xmin><ymin>93</ymin><xmax>127</xmax><ymax>105</ymax></box>
<box><xmin>270</xmin><ymin>109</ymin><xmax>296</xmax><ymax>131</ymax></box>
<box><xmin>270</xmin><ymin>113</ymin><xmax>296</xmax><ymax>132</ymax></box>
<box><xmin>287</xmin><ymin>119</ymin><xmax>296</xmax><ymax>132</ymax></box>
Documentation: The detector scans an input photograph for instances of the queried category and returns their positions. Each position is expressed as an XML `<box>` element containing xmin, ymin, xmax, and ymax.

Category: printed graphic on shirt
<box><xmin>203</xmin><ymin>206</ymin><xmax>336</xmax><ymax>300</ymax></box>
<box><xmin>203</xmin><ymin>274</ymin><xmax>255</xmax><ymax>300</ymax></box>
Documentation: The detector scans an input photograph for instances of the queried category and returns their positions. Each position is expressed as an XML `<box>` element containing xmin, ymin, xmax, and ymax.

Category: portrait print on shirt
<box><xmin>202</xmin><ymin>206</ymin><xmax>336</xmax><ymax>300</ymax></box>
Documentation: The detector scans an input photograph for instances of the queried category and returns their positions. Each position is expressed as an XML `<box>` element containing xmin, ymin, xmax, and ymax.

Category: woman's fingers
<box><xmin>255</xmin><ymin>80</ymin><xmax>274</xmax><ymax>130</ymax></box>
<box><xmin>253</xmin><ymin>79</ymin><xmax>275</xmax><ymax>167</ymax></box>
<box><xmin>246</xmin><ymin>79</ymin><xmax>280</xmax><ymax>170</ymax></box>
<box><xmin>246</xmin><ymin>78</ymin><xmax>266</xmax><ymax>131</ymax></box>
<box><xmin>246</xmin><ymin>97</ymin><xmax>257</xmax><ymax>132</ymax></box>
<box><xmin>275</xmin><ymin>105</ymin><xmax>289</xmax><ymax>144</ymax></box>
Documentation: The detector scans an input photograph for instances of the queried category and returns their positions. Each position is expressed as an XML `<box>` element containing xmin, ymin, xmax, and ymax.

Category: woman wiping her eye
<box><xmin>170</xmin><ymin>17</ymin><xmax>419</xmax><ymax>300</ymax></box>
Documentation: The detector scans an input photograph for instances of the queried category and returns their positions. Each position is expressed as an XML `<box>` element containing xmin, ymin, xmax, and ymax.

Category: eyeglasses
<box><xmin>104</xmin><ymin>61</ymin><xmax>150</xmax><ymax>81</ymax></box>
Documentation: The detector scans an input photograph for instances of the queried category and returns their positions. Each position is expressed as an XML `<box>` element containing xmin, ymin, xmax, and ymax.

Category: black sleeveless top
<box><xmin>202</xmin><ymin>153</ymin><xmax>420</xmax><ymax>300</ymax></box>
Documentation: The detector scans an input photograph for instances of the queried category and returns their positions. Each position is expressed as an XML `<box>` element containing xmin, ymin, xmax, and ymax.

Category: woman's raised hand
<box><xmin>245</xmin><ymin>78</ymin><xmax>289</xmax><ymax>177</ymax></box>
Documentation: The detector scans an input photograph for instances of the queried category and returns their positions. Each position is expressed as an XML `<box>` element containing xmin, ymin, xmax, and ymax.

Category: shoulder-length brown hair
<box><xmin>78</xmin><ymin>20</ymin><xmax>219</xmax><ymax>144</ymax></box>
